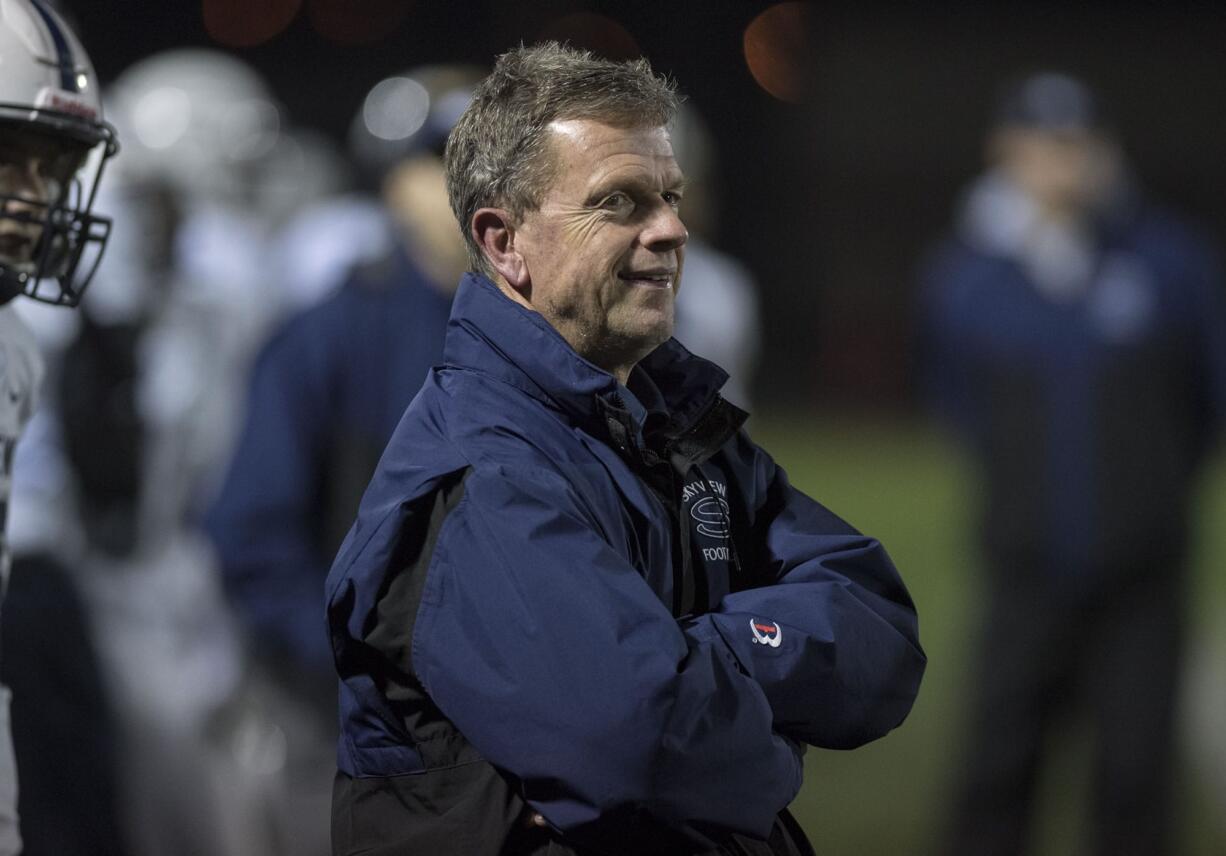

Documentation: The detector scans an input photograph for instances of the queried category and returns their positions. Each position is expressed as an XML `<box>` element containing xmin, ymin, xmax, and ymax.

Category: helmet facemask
<box><xmin>0</xmin><ymin>108</ymin><xmax>117</xmax><ymax>306</ymax></box>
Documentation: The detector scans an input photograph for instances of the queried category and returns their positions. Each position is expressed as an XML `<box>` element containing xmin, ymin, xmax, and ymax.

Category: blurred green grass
<box><xmin>751</xmin><ymin>412</ymin><xmax>1226</xmax><ymax>856</ymax></box>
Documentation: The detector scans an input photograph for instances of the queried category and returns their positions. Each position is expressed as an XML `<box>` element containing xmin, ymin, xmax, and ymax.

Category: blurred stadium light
<box><xmin>744</xmin><ymin>2</ymin><xmax>811</xmax><ymax>103</ymax></box>
<box><xmin>305</xmin><ymin>0</ymin><xmax>411</xmax><ymax>46</ymax></box>
<box><xmin>535</xmin><ymin>11</ymin><xmax>641</xmax><ymax>61</ymax></box>
<box><xmin>360</xmin><ymin>76</ymin><xmax>431</xmax><ymax>143</ymax></box>
<box><xmin>201</xmin><ymin>0</ymin><xmax>301</xmax><ymax>48</ymax></box>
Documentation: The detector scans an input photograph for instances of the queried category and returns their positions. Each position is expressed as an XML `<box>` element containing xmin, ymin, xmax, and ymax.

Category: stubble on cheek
<box><xmin>546</xmin><ymin>204</ymin><xmax>617</xmax><ymax>323</ymax></box>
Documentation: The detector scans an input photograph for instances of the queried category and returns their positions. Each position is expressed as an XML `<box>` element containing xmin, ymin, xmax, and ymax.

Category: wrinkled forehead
<box><xmin>543</xmin><ymin>118</ymin><xmax>682</xmax><ymax>180</ymax></box>
<box><xmin>547</xmin><ymin>118</ymin><xmax>674</xmax><ymax>147</ymax></box>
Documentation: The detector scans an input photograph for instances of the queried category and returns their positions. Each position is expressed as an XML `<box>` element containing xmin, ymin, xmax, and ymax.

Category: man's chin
<box><xmin>619</xmin><ymin>317</ymin><xmax>675</xmax><ymax>357</ymax></box>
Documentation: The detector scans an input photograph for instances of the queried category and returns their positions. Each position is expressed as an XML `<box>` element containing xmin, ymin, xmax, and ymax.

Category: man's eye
<box><xmin>600</xmin><ymin>192</ymin><xmax>632</xmax><ymax>211</ymax></box>
<box><xmin>663</xmin><ymin>190</ymin><xmax>683</xmax><ymax>207</ymax></box>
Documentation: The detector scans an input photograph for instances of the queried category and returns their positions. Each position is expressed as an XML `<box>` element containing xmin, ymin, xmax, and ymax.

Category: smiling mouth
<box><xmin>618</xmin><ymin>270</ymin><xmax>675</xmax><ymax>288</ymax></box>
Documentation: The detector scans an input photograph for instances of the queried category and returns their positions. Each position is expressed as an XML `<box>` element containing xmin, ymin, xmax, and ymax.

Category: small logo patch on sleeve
<box><xmin>750</xmin><ymin>618</ymin><xmax>782</xmax><ymax>648</ymax></box>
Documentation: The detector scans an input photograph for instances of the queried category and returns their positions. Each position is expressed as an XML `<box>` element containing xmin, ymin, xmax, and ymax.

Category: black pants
<box><xmin>946</xmin><ymin>553</ymin><xmax>1183</xmax><ymax>856</ymax></box>
<box><xmin>500</xmin><ymin>810</ymin><xmax>814</xmax><ymax>856</ymax></box>
<box><xmin>0</xmin><ymin>553</ymin><xmax>127</xmax><ymax>856</ymax></box>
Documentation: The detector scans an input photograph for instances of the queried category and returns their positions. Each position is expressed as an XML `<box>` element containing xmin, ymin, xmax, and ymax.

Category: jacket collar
<box><xmin>443</xmin><ymin>273</ymin><xmax>743</xmax><ymax>453</ymax></box>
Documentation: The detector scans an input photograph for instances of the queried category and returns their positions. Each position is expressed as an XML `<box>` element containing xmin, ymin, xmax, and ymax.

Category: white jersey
<box><xmin>0</xmin><ymin>305</ymin><xmax>43</xmax><ymax>590</ymax></box>
<box><xmin>0</xmin><ymin>302</ymin><xmax>43</xmax><ymax>856</ymax></box>
<box><xmin>673</xmin><ymin>238</ymin><xmax>761</xmax><ymax>411</ymax></box>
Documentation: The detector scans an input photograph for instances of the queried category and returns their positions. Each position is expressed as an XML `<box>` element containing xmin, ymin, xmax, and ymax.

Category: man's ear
<box><xmin>472</xmin><ymin>208</ymin><xmax>529</xmax><ymax>293</ymax></box>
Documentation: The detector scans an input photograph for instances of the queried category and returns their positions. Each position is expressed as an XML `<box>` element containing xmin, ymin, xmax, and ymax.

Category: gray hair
<box><xmin>444</xmin><ymin>42</ymin><xmax>680</xmax><ymax>275</ymax></box>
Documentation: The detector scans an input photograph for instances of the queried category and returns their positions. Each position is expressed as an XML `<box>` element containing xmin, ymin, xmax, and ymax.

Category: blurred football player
<box><xmin>204</xmin><ymin>64</ymin><xmax>483</xmax><ymax>856</ymax></box>
<box><xmin>0</xmin><ymin>1</ymin><xmax>118</xmax><ymax>853</ymax></box>
<box><xmin>8</xmin><ymin>46</ymin><xmax>290</xmax><ymax>856</ymax></box>
<box><xmin>667</xmin><ymin>102</ymin><xmax>761</xmax><ymax>410</ymax></box>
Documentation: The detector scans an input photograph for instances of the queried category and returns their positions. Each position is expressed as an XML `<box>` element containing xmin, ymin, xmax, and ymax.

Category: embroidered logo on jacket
<box><xmin>750</xmin><ymin>619</ymin><xmax>782</xmax><ymax>647</ymax></box>
<box><xmin>682</xmin><ymin>479</ymin><xmax>730</xmax><ymax>539</ymax></box>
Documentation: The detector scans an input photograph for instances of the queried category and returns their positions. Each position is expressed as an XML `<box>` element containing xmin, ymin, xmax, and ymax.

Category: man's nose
<box><xmin>641</xmin><ymin>202</ymin><xmax>687</xmax><ymax>254</ymax></box>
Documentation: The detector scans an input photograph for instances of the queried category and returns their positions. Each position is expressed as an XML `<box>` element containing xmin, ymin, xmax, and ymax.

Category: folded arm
<box><xmin>412</xmin><ymin>464</ymin><xmax>803</xmax><ymax>853</ymax></box>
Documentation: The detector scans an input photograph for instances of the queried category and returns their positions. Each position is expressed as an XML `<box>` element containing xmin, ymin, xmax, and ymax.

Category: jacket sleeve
<box><xmin>412</xmin><ymin>463</ymin><xmax>804</xmax><ymax>853</ymax></box>
<box><xmin>697</xmin><ymin>434</ymin><xmax>926</xmax><ymax>749</ymax></box>
<box><xmin>204</xmin><ymin>318</ymin><xmax>333</xmax><ymax>678</ymax></box>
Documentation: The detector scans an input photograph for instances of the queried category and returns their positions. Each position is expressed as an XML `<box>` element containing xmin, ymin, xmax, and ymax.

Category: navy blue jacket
<box><xmin>207</xmin><ymin>246</ymin><xmax>453</xmax><ymax>685</ymax></box>
<box><xmin>920</xmin><ymin>201</ymin><xmax>1226</xmax><ymax>580</ymax></box>
<box><xmin>326</xmin><ymin>274</ymin><xmax>925</xmax><ymax>855</ymax></box>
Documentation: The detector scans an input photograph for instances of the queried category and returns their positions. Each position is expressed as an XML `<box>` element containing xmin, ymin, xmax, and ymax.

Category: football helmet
<box><xmin>0</xmin><ymin>0</ymin><xmax>118</xmax><ymax>306</ymax></box>
<box><xmin>106</xmin><ymin>49</ymin><xmax>282</xmax><ymax>209</ymax></box>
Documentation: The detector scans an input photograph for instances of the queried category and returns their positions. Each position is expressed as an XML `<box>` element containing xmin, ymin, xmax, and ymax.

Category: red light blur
<box><xmin>202</xmin><ymin>0</ymin><xmax>302</xmax><ymax>48</ymax></box>
<box><xmin>306</xmin><ymin>0</ymin><xmax>413</xmax><ymax>46</ymax></box>
<box><xmin>536</xmin><ymin>12</ymin><xmax>642</xmax><ymax>61</ymax></box>
<box><xmin>744</xmin><ymin>2</ymin><xmax>812</xmax><ymax>103</ymax></box>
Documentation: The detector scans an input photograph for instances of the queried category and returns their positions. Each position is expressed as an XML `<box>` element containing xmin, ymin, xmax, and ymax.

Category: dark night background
<box><xmin>24</xmin><ymin>4</ymin><xmax>1226</xmax><ymax>853</ymax></box>
<box><xmin>58</xmin><ymin>0</ymin><xmax>1226</xmax><ymax>412</ymax></box>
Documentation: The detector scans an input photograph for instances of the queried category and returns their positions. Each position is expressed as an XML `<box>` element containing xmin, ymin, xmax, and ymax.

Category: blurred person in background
<box><xmin>1185</xmin><ymin>630</ymin><xmax>1226</xmax><ymax>843</ymax></box>
<box><xmin>667</xmin><ymin>103</ymin><xmax>761</xmax><ymax>411</ymax></box>
<box><xmin>919</xmin><ymin>71</ymin><xmax>1226</xmax><ymax>856</ymax></box>
<box><xmin>203</xmin><ymin>64</ymin><xmax>483</xmax><ymax>856</ymax></box>
<box><xmin>0</xmin><ymin>2</ymin><xmax>121</xmax><ymax>854</ymax></box>
<box><xmin>258</xmin><ymin>124</ymin><xmax>379</xmax><ymax>317</ymax></box>
<box><xmin>9</xmin><ymin>47</ymin><xmax>296</xmax><ymax>856</ymax></box>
